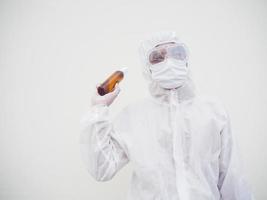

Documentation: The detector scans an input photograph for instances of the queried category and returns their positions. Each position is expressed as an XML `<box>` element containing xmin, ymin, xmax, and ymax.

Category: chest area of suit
<box><xmin>130</xmin><ymin>103</ymin><xmax>223</xmax><ymax>164</ymax></box>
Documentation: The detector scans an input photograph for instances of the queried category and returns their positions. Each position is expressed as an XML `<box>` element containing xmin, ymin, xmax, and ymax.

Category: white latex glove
<box><xmin>91</xmin><ymin>83</ymin><xmax>121</xmax><ymax>106</ymax></box>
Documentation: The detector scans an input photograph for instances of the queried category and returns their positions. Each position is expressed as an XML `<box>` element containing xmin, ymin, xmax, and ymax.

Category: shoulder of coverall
<box><xmin>194</xmin><ymin>95</ymin><xmax>229</xmax><ymax>122</ymax></box>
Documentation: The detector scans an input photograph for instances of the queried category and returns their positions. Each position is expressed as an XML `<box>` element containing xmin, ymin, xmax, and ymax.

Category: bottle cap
<box><xmin>119</xmin><ymin>67</ymin><xmax>128</xmax><ymax>75</ymax></box>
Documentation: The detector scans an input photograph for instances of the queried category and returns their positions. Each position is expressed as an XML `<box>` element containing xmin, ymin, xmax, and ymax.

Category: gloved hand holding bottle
<box><xmin>91</xmin><ymin>83</ymin><xmax>120</xmax><ymax>106</ymax></box>
<box><xmin>91</xmin><ymin>67</ymin><xmax>127</xmax><ymax>106</ymax></box>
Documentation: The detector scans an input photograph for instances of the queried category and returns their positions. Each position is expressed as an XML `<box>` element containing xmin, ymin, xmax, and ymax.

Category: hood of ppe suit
<box><xmin>139</xmin><ymin>31</ymin><xmax>195</xmax><ymax>104</ymax></box>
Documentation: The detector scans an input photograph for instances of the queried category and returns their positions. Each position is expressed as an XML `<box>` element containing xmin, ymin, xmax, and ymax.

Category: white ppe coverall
<box><xmin>80</xmin><ymin>31</ymin><xmax>253</xmax><ymax>200</ymax></box>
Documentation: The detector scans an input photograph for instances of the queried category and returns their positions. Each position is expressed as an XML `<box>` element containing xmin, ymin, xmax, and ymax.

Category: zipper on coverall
<box><xmin>169</xmin><ymin>89</ymin><xmax>189</xmax><ymax>200</ymax></box>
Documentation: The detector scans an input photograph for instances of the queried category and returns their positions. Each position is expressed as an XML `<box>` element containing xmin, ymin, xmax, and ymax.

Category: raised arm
<box><xmin>79</xmin><ymin>84</ymin><xmax>129</xmax><ymax>181</ymax></box>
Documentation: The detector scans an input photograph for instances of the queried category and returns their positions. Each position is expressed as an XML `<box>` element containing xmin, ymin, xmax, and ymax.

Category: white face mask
<box><xmin>149</xmin><ymin>58</ymin><xmax>188</xmax><ymax>89</ymax></box>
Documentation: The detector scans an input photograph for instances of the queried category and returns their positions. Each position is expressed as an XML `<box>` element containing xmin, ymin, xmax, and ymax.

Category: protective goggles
<box><xmin>148</xmin><ymin>43</ymin><xmax>188</xmax><ymax>65</ymax></box>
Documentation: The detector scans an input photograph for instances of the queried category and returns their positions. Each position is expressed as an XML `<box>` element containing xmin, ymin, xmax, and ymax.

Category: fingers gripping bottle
<box><xmin>97</xmin><ymin>67</ymin><xmax>128</xmax><ymax>96</ymax></box>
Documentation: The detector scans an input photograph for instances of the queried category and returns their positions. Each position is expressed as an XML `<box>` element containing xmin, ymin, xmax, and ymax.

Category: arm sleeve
<box><xmin>218</xmin><ymin>111</ymin><xmax>254</xmax><ymax>200</ymax></box>
<box><xmin>79</xmin><ymin>104</ymin><xmax>130</xmax><ymax>182</ymax></box>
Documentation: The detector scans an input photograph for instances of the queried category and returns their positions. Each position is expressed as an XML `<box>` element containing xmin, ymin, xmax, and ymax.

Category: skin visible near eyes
<box><xmin>149</xmin><ymin>41</ymin><xmax>188</xmax><ymax>65</ymax></box>
<box><xmin>149</xmin><ymin>49</ymin><xmax>167</xmax><ymax>64</ymax></box>
<box><xmin>149</xmin><ymin>42</ymin><xmax>176</xmax><ymax>64</ymax></box>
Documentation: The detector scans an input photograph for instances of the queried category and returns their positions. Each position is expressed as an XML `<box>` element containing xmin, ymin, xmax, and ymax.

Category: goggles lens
<box><xmin>149</xmin><ymin>44</ymin><xmax>187</xmax><ymax>65</ymax></box>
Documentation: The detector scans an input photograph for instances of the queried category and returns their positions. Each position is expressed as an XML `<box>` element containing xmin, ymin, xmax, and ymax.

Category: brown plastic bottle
<box><xmin>97</xmin><ymin>67</ymin><xmax>128</xmax><ymax>96</ymax></box>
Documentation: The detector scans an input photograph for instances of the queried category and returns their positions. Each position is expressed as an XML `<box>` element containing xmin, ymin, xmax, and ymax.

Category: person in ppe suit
<box><xmin>80</xmin><ymin>31</ymin><xmax>253</xmax><ymax>200</ymax></box>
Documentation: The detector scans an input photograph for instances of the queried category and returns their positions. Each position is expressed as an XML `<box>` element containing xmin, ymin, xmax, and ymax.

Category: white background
<box><xmin>0</xmin><ymin>0</ymin><xmax>266</xmax><ymax>199</ymax></box>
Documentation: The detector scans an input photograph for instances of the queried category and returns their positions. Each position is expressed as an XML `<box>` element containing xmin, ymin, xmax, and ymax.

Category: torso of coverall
<box><xmin>80</xmin><ymin>79</ymin><xmax>253</xmax><ymax>200</ymax></box>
